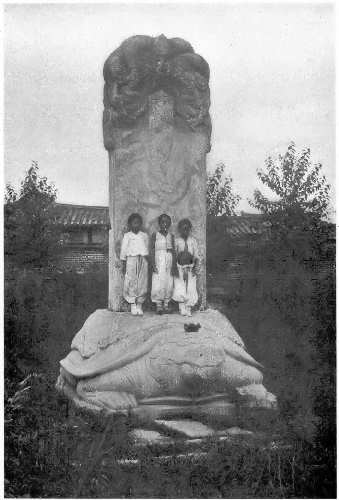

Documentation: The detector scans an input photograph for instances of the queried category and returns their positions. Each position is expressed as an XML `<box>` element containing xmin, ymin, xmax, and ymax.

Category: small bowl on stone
<box><xmin>184</xmin><ymin>323</ymin><xmax>201</xmax><ymax>332</ymax></box>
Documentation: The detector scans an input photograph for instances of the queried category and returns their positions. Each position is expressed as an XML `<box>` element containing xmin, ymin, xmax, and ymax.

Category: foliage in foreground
<box><xmin>5</xmin><ymin>373</ymin><xmax>335</xmax><ymax>499</ymax></box>
<box><xmin>4</xmin><ymin>266</ymin><xmax>108</xmax><ymax>383</ymax></box>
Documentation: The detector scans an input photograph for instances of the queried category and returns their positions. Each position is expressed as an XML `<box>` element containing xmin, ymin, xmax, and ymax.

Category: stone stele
<box><xmin>56</xmin><ymin>36</ymin><xmax>277</xmax><ymax>421</ymax></box>
<box><xmin>103</xmin><ymin>34</ymin><xmax>211</xmax><ymax>310</ymax></box>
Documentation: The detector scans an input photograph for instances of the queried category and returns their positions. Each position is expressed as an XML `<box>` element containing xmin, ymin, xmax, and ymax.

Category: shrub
<box><xmin>5</xmin><ymin>162</ymin><xmax>61</xmax><ymax>270</ymax></box>
<box><xmin>5</xmin><ymin>267</ymin><xmax>108</xmax><ymax>383</ymax></box>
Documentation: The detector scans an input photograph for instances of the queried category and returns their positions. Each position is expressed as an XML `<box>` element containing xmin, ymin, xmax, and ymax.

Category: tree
<box><xmin>207</xmin><ymin>163</ymin><xmax>240</xmax><ymax>216</ymax></box>
<box><xmin>251</xmin><ymin>142</ymin><xmax>330</xmax><ymax>226</ymax></box>
<box><xmin>250</xmin><ymin>143</ymin><xmax>332</xmax><ymax>263</ymax></box>
<box><xmin>4</xmin><ymin>161</ymin><xmax>60</xmax><ymax>269</ymax></box>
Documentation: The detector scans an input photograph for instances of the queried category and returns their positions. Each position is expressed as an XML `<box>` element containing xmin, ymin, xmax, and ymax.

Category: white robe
<box><xmin>151</xmin><ymin>232</ymin><xmax>174</xmax><ymax>303</ymax></box>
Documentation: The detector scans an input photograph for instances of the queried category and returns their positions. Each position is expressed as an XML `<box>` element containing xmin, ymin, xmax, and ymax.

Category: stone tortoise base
<box><xmin>56</xmin><ymin>308</ymin><xmax>277</xmax><ymax>423</ymax></box>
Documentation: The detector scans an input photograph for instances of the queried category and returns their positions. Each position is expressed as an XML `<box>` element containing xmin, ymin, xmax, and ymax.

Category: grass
<box><xmin>4</xmin><ymin>377</ymin><xmax>321</xmax><ymax>499</ymax></box>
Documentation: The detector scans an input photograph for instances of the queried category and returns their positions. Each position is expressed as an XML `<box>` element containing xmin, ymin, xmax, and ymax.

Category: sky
<box><xmin>4</xmin><ymin>2</ymin><xmax>335</xmax><ymax>216</ymax></box>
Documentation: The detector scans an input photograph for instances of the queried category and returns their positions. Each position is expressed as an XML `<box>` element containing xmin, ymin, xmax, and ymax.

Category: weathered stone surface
<box><xmin>136</xmin><ymin>394</ymin><xmax>237</xmax><ymax>421</ymax></box>
<box><xmin>103</xmin><ymin>35</ymin><xmax>211</xmax><ymax>310</ymax></box>
<box><xmin>130</xmin><ymin>429</ymin><xmax>172</xmax><ymax>445</ymax></box>
<box><xmin>224</xmin><ymin>427</ymin><xmax>254</xmax><ymax>436</ymax></box>
<box><xmin>154</xmin><ymin>419</ymin><xmax>215</xmax><ymax>438</ymax></box>
<box><xmin>192</xmin><ymin>400</ymin><xmax>238</xmax><ymax>421</ymax></box>
<box><xmin>237</xmin><ymin>383</ymin><xmax>278</xmax><ymax>408</ymax></box>
<box><xmin>56</xmin><ymin>309</ymin><xmax>277</xmax><ymax>416</ymax></box>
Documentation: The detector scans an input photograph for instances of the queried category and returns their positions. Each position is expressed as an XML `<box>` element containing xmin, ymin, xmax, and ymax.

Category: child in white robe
<box><xmin>172</xmin><ymin>218</ymin><xmax>199</xmax><ymax>317</ymax></box>
<box><xmin>150</xmin><ymin>214</ymin><xmax>178</xmax><ymax>314</ymax></box>
<box><xmin>120</xmin><ymin>213</ymin><xmax>149</xmax><ymax>316</ymax></box>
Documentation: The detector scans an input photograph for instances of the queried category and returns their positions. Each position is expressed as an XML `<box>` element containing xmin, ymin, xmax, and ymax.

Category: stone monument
<box><xmin>103</xmin><ymin>35</ymin><xmax>211</xmax><ymax>310</ymax></box>
<box><xmin>56</xmin><ymin>35</ymin><xmax>276</xmax><ymax>421</ymax></box>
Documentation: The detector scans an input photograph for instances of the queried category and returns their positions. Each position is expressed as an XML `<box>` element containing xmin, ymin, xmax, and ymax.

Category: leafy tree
<box><xmin>207</xmin><ymin>163</ymin><xmax>240</xmax><ymax>216</ymax></box>
<box><xmin>250</xmin><ymin>143</ymin><xmax>332</xmax><ymax>263</ymax></box>
<box><xmin>4</xmin><ymin>161</ymin><xmax>60</xmax><ymax>269</ymax></box>
<box><xmin>251</xmin><ymin>142</ymin><xmax>330</xmax><ymax>226</ymax></box>
<box><xmin>5</xmin><ymin>184</ymin><xmax>17</xmax><ymax>204</ymax></box>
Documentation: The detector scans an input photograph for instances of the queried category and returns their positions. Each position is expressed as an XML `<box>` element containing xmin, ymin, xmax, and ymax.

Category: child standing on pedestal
<box><xmin>151</xmin><ymin>214</ymin><xmax>178</xmax><ymax>314</ymax></box>
<box><xmin>120</xmin><ymin>213</ymin><xmax>149</xmax><ymax>316</ymax></box>
<box><xmin>173</xmin><ymin>218</ymin><xmax>199</xmax><ymax>317</ymax></box>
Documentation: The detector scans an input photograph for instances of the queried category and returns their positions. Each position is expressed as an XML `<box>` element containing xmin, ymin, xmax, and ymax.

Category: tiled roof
<box><xmin>51</xmin><ymin>204</ymin><xmax>335</xmax><ymax>241</ymax></box>
<box><xmin>218</xmin><ymin>213</ymin><xmax>270</xmax><ymax>238</ymax></box>
<box><xmin>53</xmin><ymin>204</ymin><xmax>267</xmax><ymax>236</ymax></box>
<box><xmin>53</xmin><ymin>203</ymin><xmax>110</xmax><ymax>227</ymax></box>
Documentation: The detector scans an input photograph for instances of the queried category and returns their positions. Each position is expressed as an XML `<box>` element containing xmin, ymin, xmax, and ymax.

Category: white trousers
<box><xmin>172</xmin><ymin>264</ymin><xmax>198</xmax><ymax>307</ymax></box>
<box><xmin>151</xmin><ymin>250</ymin><xmax>173</xmax><ymax>304</ymax></box>
<box><xmin>123</xmin><ymin>255</ymin><xmax>148</xmax><ymax>304</ymax></box>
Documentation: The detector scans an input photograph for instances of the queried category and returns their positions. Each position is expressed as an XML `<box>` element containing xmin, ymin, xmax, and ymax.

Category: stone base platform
<box><xmin>113</xmin><ymin>420</ymin><xmax>288</xmax><ymax>467</ymax></box>
<box><xmin>134</xmin><ymin>396</ymin><xmax>237</xmax><ymax>423</ymax></box>
<box><xmin>56</xmin><ymin>308</ymin><xmax>277</xmax><ymax>422</ymax></box>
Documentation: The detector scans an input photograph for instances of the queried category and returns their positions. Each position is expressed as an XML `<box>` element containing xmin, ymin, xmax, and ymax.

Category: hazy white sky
<box><xmin>4</xmin><ymin>2</ymin><xmax>335</xmax><ymax>214</ymax></box>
